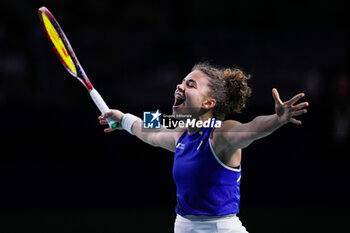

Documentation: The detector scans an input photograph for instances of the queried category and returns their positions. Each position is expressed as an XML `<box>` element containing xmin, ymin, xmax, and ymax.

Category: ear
<box><xmin>202</xmin><ymin>98</ymin><xmax>216</xmax><ymax>109</ymax></box>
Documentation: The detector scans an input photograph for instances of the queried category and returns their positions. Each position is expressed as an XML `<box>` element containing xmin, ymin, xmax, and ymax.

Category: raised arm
<box><xmin>215</xmin><ymin>88</ymin><xmax>309</xmax><ymax>149</ymax></box>
<box><xmin>98</xmin><ymin>110</ymin><xmax>182</xmax><ymax>152</ymax></box>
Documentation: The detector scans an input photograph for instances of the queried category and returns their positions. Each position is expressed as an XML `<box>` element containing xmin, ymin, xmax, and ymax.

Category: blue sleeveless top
<box><xmin>173</xmin><ymin>122</ymin><xmax>241</xmax><ymax>216</ymax></box>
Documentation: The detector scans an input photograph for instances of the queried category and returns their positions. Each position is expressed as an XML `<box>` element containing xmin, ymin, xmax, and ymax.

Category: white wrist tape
<box><xmin>121</xmin><ymin>113</ymin><xmax>140</xmax><ymax>135</ymax></box>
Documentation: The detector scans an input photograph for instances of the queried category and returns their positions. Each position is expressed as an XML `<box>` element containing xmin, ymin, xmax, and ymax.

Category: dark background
<box><xmin>0</xmin><ymin>0</ymin><xmax>349</xmax><ymax>232</ymax></box>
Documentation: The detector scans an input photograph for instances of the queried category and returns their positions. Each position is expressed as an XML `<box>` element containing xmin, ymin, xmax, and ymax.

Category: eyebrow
<box><xmin>183</xmin><ymin>78</ymin><xmax>197</xmax><ymax>86</ymax></box>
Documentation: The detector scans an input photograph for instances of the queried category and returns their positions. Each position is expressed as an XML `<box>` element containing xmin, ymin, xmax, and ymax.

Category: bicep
<box><xmin>134</xmin><ymin>122</ymin><xmax>183</xmax><ymax>152</ymax></box>
<box><xmin>221</xmin><ymin>115</ymin><xmax>282</xmax><ymax>148</ymax></box>
<box><xmin>149</xmin><ymin>128</ymin><xmax>179</xmax><ymax>152</ymax></box>
<box><xmin>216</xmin><ymin>120</ymin><xmax>256</xmax><ymax>149</ymax></box>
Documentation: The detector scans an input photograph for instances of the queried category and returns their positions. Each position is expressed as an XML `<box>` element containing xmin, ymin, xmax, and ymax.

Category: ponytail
<box><xmin>223</xmin><ymin>68</ymin><xmax>251</xmax><ymax>114</ymax></box>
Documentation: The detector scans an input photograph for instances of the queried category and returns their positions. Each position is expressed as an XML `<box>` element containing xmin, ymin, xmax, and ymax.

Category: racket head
<box><xmin>38</xmin><ymin>6</ymin><xmax>93</xmax><ymax>90</ymax></box>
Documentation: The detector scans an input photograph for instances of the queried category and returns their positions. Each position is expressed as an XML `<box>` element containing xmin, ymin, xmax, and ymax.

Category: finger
<box><xmin>99</xmin><ymin>114</ymin><xmax>109</xmax><ymax>120</ymax></box>
<box><xmin>104</xmin><ymin>127</ymin><xmax>113</xmax><ymax>133</ymax></box>
<box><xmin>102</xmin><ymin>111</ymin><xmax>113</xmax><ymax>119</ymax></box>
<box><xmin>286</xmin><ymin>93</ymin><xmax>305</xmax><ymax>106</ymax></box>
<box><xmin>292</xmin><ymin>102</ymin><xmax>309</xmax><ymax>111</ymax></box>
<box><xmin>272</xmin><ymin>88</ymin><xmax>283</xmax><ymax>105</ymax></box>
<box><xmin>104</xmin><ymin>126</ymin><xmax>120</xmax><ymax>133</ymax></box>
<box><xmin>292</xmin><ymin>109</ymin><xmax>307</xmax><ymax>117</ymax></box>
<box><xmin>290</xmin><ymin>118</ymin><xmax>302</xmax><ymax>125</ymax></box>
<box><xmin>99</xmin><ymin>119</ymin><xmax>108</xmax><ymax>125</ymax></box>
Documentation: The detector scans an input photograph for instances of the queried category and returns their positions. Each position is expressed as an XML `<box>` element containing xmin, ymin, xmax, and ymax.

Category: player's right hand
<box><xmin>98</xmin><ymin>109</ymin><xmax>124</xmax><ymax>133</ymax></box>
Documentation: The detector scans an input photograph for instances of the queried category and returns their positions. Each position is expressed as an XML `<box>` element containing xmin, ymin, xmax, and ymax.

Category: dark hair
<box><xmin>192</xmin><ymin>62</ymin><xmax>251</xmax><ymax>120</ymax></box>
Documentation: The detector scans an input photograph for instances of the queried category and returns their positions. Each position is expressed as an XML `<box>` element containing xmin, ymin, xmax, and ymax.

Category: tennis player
<box><xmin>98</xmin><ymin>62</ymin><xmax>308</xmax><ymax>233</ymax></box>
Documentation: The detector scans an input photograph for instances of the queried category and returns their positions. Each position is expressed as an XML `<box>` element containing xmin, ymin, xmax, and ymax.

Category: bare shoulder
<box><xmin>155</xmin><ymin>126</ymin><xmax>186</xmax><ymax>152</ymax></box>
<box><xmin>211</xmin><ymin>120</ymin><xmax>241</xmax><ymax>142</ymax></box>
<box><xmin>216</xmin><ymin>119</ymin><xmax>242</xmax><ymax>133</ymax></box>
<box><xmin>173</xmin><ymin>127</ymin><xmax>187</xmax><ymax>143</ymax></box>
<box><xmin>158</xmin><ymin>126</ymin><xmax>186</xmax><ymax>141</ymax></box>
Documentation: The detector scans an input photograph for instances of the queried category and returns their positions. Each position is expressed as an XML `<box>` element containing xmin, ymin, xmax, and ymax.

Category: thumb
<box><xmin>272</xmin><ymin>88</ymin><xmax>283</xmax><ymax>105</ymax></box>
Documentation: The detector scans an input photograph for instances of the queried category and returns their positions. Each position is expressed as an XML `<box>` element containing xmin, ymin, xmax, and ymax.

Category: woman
<box><xmin>98</xmin><ymin>62</ymin><xmax>308</xmax><ymax>233</ymax></box>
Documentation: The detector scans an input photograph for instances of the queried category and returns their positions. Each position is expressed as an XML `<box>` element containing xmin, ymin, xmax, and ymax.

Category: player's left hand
<box><xmin>272</xmin><ymin>88</ymin><xmax>309</xmax><ymax>125</ymax></box>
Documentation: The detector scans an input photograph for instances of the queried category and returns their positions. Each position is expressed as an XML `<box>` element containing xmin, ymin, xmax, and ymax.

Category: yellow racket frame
<box><xmin>41</xmin><ymin>12</ymin><xmax>77</xmax><ymax>76</ymax></box>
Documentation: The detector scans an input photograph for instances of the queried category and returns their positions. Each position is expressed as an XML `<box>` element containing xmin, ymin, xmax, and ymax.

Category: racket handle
<box><xmin>89</xmin><ymin>88</ymin><xmax>118</xmax><ymax>129</ymax></box>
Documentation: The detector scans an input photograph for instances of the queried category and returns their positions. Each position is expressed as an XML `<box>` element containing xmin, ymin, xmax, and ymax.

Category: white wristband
<box><xmin>121</xmin><ymin>113</ymin><xmax>140</xmax><ymax>135</ymax></box>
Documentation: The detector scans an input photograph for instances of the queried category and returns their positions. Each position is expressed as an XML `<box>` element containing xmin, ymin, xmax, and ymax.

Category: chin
<box><xmin>173</xmin><ymin>106</ymin><xmax>198</xmax><ymax>120</ymax></box>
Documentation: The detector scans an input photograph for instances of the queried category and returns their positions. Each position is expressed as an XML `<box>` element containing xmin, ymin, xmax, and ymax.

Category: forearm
<box><xmin>223</xmin><ymin>114</ymin><xmax>286</xmax><ymax>149</ymax></box>
<box><xmin>102</xmin><ymin>111</ymin><xmax>156</xmax><ymax>146</ymax></box>
<box><xmin>247</xmin><ymin>114</ymin><xmax>286</xmax><ymax>141</ymax></box>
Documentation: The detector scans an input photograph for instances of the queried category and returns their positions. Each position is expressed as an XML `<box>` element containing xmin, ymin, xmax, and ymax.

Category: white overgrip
<box><xmin>89</xmin><ymin>88</ymin><xmax>118</xmax><ymax>129</ymax></box>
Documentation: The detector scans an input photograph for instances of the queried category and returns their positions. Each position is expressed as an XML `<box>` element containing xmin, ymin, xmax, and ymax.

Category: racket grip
<box><xmin>89</xmin><ymin>88</ymin><xmax>118</xmax><ymax>129</ymax></box>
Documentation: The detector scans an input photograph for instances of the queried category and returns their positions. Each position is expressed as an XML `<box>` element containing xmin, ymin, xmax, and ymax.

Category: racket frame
<box><xmin>38</xmin><ymin>7</ymin><xmax>118</xmax><ymax>129</ymax></box>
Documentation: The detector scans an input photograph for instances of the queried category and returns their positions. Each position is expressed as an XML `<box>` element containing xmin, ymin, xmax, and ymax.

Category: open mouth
<box><xmin>173</xmin><ymin>94</ymin><xmax>185</xmax><ymax>107</ymax></box>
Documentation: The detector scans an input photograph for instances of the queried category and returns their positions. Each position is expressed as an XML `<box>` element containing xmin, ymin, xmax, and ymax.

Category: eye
<box><xmin>186</xmin><ymin>80</ymin><xmax>196</xmax><ymax>88</ymax></box>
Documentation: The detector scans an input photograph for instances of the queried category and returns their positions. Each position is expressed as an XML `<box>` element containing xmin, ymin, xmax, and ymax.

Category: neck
<box><xmin>187</xmin><ymin>111</ymin><xmax>213</xmax><ymax>135</ymax></box>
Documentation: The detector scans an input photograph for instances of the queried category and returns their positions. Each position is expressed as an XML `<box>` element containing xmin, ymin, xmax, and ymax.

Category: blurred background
<box><xmin>0</xmin><ymin>0</ymin><xmax>349</xmax><ymax>232</ymax></box>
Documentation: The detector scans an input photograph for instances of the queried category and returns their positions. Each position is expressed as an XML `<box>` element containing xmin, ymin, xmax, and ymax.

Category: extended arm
<box><xmin>216</xmin><ymin>88</ymin><xmax>309</xmax><ymax>149</ymax></box>
<box><xmin>98</xmin><ymin>110</ymin><xmax>181</xmax><ymax>152</ymax></box>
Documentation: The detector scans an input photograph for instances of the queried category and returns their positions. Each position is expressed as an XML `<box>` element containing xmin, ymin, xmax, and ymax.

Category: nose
<box><xmin>176</xmin><ymin>83</ymin><xmax>184</xmax><ymax>92</ymax></box>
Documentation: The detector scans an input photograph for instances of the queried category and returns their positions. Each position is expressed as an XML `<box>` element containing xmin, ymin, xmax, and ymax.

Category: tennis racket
<box><xmin>38</xmin><ymin>6</ymin><xmax>118</xmax><ymax>129</ymax></box>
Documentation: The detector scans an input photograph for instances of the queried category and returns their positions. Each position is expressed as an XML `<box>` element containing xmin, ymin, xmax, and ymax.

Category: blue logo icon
<box><xmin>143</xmin><ymin>110</ymin><xmax>162</xmax><ymax>129</ymax></box>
